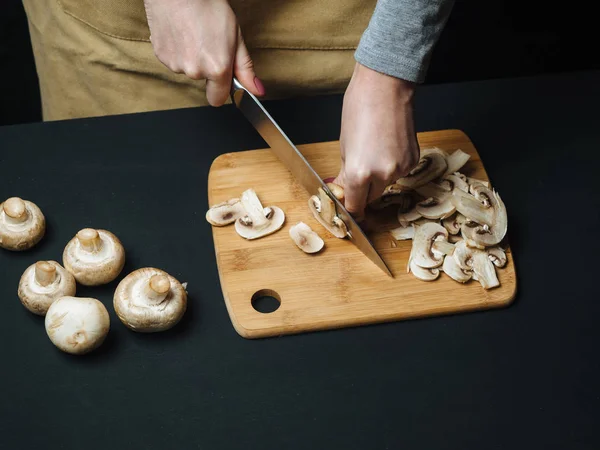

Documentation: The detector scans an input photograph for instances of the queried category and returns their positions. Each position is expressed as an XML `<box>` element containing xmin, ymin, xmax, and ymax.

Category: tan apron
<box><xmin>21</xmin><ymin>0</ymin><xmax>376</xmax><ymax>121</ymax></box>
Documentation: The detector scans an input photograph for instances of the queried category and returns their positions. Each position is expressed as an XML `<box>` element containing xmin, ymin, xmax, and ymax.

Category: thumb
<box><xmin>234</xmin><ymin>28</ymin><xmax>265</xmax><ymax>97</ymax></box>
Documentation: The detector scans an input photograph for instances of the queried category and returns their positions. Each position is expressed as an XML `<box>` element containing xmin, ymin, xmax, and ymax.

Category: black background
<box><xmin>1</xmin><ymin>0</ymin><xmax>598</xmax><ymax>126</ymax></box>
<box><xmin>1</xmin><ymin>69</ymin><xmax>599</xmax><ymax>449</ymax></box>
<box><xmin>1</xmin><ymin>1</ymin><xmax>600</xmax><ymax>449</ymax></box>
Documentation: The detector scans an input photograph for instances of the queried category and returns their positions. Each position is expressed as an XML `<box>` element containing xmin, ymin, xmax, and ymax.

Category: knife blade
<box><xmin>230</xmin><ymin>77</ymin><xmax>393</xmax><ymax>277</ymax></box>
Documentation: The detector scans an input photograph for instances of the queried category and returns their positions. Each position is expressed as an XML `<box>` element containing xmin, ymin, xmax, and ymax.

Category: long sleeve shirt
<box><xmin>355</xmin><ymin>0</ymin><xmax>456</xmax><ymax>83</ymax></box>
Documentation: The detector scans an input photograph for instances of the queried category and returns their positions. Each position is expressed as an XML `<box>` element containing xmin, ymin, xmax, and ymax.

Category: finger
<box><xmin>343</xmin><ymin>174</ymin><xmax>370</xmax><ymax>221</ymax></box>
<box><xmin>234</xmin><ymin>29</ymin><xmax>265</xmax><ymax>97</ymax></box>
<box><xmin>205</xmin><ymin>63</ymin><xmax>234</xmax><ymax>107</ymax></box>
<box><xmin>366</xmin><ymin>177</ymin><xmax>389</xmax><ymax>205</ymax></box>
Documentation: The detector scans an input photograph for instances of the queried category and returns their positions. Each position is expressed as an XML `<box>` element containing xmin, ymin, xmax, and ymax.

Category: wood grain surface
<box><xmin>207</xmin><ymin>129</ymin><xmax>517</xmax><ymax>338</ymax></box>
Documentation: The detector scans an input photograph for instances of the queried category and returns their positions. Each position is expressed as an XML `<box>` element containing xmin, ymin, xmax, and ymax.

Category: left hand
<box><xmin>334</xmin><ymin>63</ymin><xmax>420</xmax><ymax>220</ymax></box>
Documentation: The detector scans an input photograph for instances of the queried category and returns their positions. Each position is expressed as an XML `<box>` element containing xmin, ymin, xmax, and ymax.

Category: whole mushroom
<box><xmin>0</xmin><ymin>197</ymin><xmax>45</xmax><ymax>251</ymax></box>
<box><xmin>63</xmin><ymin>228</ymin><xmax>126</xmax><ymax>286</ymax></box>
<box><xmin>113</xmin><ymin>267</ymin><xmax>187</xmax><ymax>332</ymax></box>
<box><xmin>45</xmin><ymin>296</ymin><xmax>110</xmax><ymax>355</ymax></box>
<box><xmin>18</xmin><ymin>261</ymin><xmax>77</xmax><ymax>315</ymax></box>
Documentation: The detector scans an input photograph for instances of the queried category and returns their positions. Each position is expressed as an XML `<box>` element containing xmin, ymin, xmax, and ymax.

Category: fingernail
<box><xmin>254</xmin><ymin>77</ymin><xmax>265</xmax><ymax>96</ymax></box>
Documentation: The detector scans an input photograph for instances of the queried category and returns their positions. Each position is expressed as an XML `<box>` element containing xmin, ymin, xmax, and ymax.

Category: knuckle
<box><xmin>183</xmin><ymin>64</ymin><xmax>203</xmax><ymax>80</ymax></box>
<box><xmin>206</xmin><ymin>63</ymin><xmax>230</xmax><ymax>80</ymax></box>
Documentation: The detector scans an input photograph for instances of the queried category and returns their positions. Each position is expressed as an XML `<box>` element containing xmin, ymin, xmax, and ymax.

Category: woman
<box><xmin>22</xmin><ymin>0</ymin><xmax>454</xmax><ymax>217</ymax></box>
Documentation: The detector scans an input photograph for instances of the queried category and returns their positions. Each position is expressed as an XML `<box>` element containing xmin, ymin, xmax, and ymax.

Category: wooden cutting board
<box><xmin>207</xmin><ymin>129</ymin><xmax>517</xmax><ymax>338</ymax></box>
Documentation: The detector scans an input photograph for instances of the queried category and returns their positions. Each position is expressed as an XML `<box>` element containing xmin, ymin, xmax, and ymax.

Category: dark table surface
<box><xmin>1</xmin><ymin>70</ymin><xmax>599</xmax><ymax>450</ymax></box>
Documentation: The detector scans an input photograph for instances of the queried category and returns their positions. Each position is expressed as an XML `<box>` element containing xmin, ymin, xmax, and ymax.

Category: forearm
<box><xmin>355</xmin><ymin>0</ymin><xmax>455</xmax><ymax>83</ymax></box>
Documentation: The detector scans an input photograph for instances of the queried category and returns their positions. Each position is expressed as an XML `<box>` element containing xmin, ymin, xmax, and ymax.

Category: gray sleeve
<box><xmin>354</xmin><ymin>0</ymin><xmax>455</xmax><ymax>83</ymax></box>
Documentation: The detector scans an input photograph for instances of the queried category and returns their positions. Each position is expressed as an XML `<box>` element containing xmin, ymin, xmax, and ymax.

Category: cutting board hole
<box><xmin>251</xmin><ymin>289</ymin><xmax>281</xmax><ymax>314</ymax></box>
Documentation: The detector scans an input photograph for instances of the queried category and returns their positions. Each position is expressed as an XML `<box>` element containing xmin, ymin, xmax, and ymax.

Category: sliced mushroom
<box><xmin>397</xmin><ymin>208</ymin><xmax>422</xmax><ymax>227</ymax></box>
<box><xmin>18</xmin><ymin>261</ymin><xmax>77</xmax><ymax>316</ymax></box>
<box><xmin>63</xmin><ymin>228</ymin><xmax>126</xmax><ymax>286</ymax></box>
<box><xmin>395</xmin><ymin>152</ymin><xmax>447</xmax><ymax>190</ymax></box>
<box><xmin>390</xmin><ymin>224</ymin><xmax>415</xmax><ymax>241</ymax></box>
<box><xmin>205</xmin><ymin>198</ymin><xmax>246</xmax><ymax>226</ymax></box>
<box><xmin>444</xmin><ymin>174</ymin><xmax>469</xmax><ymax>192</ymax></box>
<box><xmin>467</xmin><ymin>177</ymin><xmax>490</xmax><ymax>188</ymax></box>
<box><xmin>234</xmin><ymin>189</ymin><xmax>285</xmax><ymax>239</ymax></box>
<box><xmin>289</xmin><ymin>222</ymin><xmax>324</xmax><ymax>253</ymax></box>
<box><xmin>0</xmin><ymin>197</ymin><xmax>45</xmax><ymax>251</ymax></box>
<box><xmin>414</xmin><ymin>182</ymin><xmax>456</xmax><ymax>220</ymax></box>
<box><xmin>443</xmin><ymin>149</ymin><xmax>471</xmax><ymax>177</ymax></box>
<box><xmin>487</xmin><ymin>246</ymin><xmax>507</xmax><ymax>268</ymax></box>
<box><xmin>450</xmin><ymin>188</ymin><xmax>495</xmax><ymax>227</ymax></box>
<box><xmin>370</xmin><ymin>184</ymin><xmax>412</xmax><ymax>211</ymax></box>
<box><xmin>114</xmin><ymin>267</ymin><xmax>187</xmax><ymax>332</ymax></box>
<box><xmin>326</xmin><ymin>182</ymin><xmax>345</xmax><ymax>203</ymax></box>
<box><xmin>453</xmin><ymin>240</ymin><xmax>499</xmax><ymax>289</ymax></box>
<box><xmin>407</xmin><ymin>258</ymin><xmax>440</xmax><ymax>281</ymax></box>
<box><xmin>45</xmin><ymin>296</ymin><xmax>110</xmax><ymax>355</ymax></box>
<box><xmin>442</xmin><ymin>254</ymin><xmax>473</xmax><ymax>283</ymax></box>
<box><xmin>421</xmin><ymin>147</ymin><xmax>449</xmax><ymax>158</ymax></box>
<box><xmin>442</xmin><ymin>213</ymin><xmax>467</xmax><ymax>235</ymax></box>
<box><xmin>455</xmin><ymin>184</ymin><xmax>508</xmax><ymax>247</ymax></box>
<box><xmin>410</xmin><ymin>222</ymin><xmax>448</xmax><ymax>268</ymax></box>
<box><xmin>308</xmin><ymin>188</ymin><xmax>348</xmax><ymax>238</ymax></box>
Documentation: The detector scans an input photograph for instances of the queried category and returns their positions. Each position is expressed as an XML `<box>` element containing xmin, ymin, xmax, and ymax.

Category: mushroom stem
<box><xmin>144</xmin><ymin>274</ymin><xmax>171</xmax><ymax>305</ymax></box>
<box><xmin>3</xmin><ymin>197</ymin><xmax>28</xmax><ymax>224</ymax></box>
<box><xmin>35</xmin><ymin>261</ymin><xmax>57</xmax><ymax>287</ymax></box>
<box><xmin>77</xmin><ymin>228</ymin><xmax>103</xmax><ymax>252</ymax></box>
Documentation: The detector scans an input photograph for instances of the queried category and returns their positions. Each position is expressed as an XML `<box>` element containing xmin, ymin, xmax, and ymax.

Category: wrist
<box><xmin>352</xmin><ymin>62</ymin><xmax>415</xmax><ymax>104</ymax></box>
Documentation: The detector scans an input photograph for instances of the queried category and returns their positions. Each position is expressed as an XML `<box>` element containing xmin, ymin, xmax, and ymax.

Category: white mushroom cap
<box><xmin>45</xmin><ymin>296</ymin><xmax>110</xmax><ymax>355</ymax></box>
<box><xmin>113</xmin><ymin>267</ymin><xmax>187</xmax><ymax>332</ymax></box>
<box><xmin>289</xmin><ymin>222</ymin><xmax>324</xmax><ymax>253</ymax></box>
<box><xmin>18</xmin><ymin>261</ymin><xmax>77</xmax><ymax>315</ymax></box>
<box><xmin>0</xmin><ymin>197</ymin><xmax>45</xmax><ymax>251</ymax></box>
<box><xmin>63</xmin><ymin>228</ymin><xmax>126</xmax><ymax>286</ymax></box>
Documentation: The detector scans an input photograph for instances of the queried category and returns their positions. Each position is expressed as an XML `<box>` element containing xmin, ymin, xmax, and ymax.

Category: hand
<box><xmin>144</xmin><ymin>0</ymin><xmax>265</xmax><ymax>106</ymax></box>
<box><xmin>334</xmin><ymin>63</ymin><xmax>420</xmax><ymax>220</ymax></box>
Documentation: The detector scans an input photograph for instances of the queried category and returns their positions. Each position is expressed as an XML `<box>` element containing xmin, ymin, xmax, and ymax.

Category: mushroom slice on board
<box><xmin>441</xmin><ymin>254</ymin><xmax>473</xmax><ymax>283</ymax></box>
<box><xmin>18</xmin><ymin>261</ymin><xmax>77</xmax><ymax>316</ymax></box>
<box><xmin>414</xmin><ymin>182</ymin><xmax>456</xmax><ymax>220</ymax></box>
<box><xmin>487</xmin><ymin>246</ymin><xmax>507</xmax><ymax>268</ymax></box>
<box><xmin>395</xmin><ymin>152</ymin><xmax>447</xmax><ymax>190</ymax></box>
<box><xmin>235</xmin><ymin>189</ymin><xmax>285</xmax><ymax>240</ymax></box>
<box><xmin>289</xmin><ymin>222</ymin><xmax>324</xmax><ymax>253</ymax></box>
<box><xmin>114</xmin><ymin>267</ymin><xmax>187</xmax><ymax>332</ymax></box>
<box><xmin>443</xmin><ymin>149</ymin><xmax>471</xmax><ymax>177</ymax></box>
<box><xmin>453</xmin><ymin>240</ymin><xmax>499</xmax><ymax>289</ymax></box>
<box><xmin>369</xmin><ymin>184</ymin><xmax>412</xmax><ymax>211</ymax></box>
<box><xmin>308</xmin><ymin>188</ymin><xmax>348</xmax><ymax>238</ymax></box>
<box><xmin>454</xmin><ymin>184</ymin><xmax>508</xmax><ymax>247</ymax></box>
<box><xmin>410</xmin><ymin>222</ymin><xmax>449</xmax><ymax>268</ymax></box>
<box><xmin>407</xmin><ymin>258</ymin><xmax>441</xmax><ymax>281</ymax></box>
<box><xmin>0</xmin><ymin>197</ymin><xmax>46</xmax><ymax>251</ymax></box>
<box><xmin>63</xmin><ymin>228</ymin><xmax>126</xmax><ymax>286</ymax></box>
<box><xmin>205</xmin><ymin>198</ymin><xmax>246</xmax><ymax>226</ymax></box>
<box><xmin>442</xmin><ymin>212</ymin><xmax>467</xmax><ymax>235</ymax></box>
<box><xmin>326</xmin><ymin>182</ymin><xmax>345</xmax><ymax>203</ymax></box>
<box><xmin>45</xmin><ymin>296</ymin><xmax>110</xmax><ymax>355</ymax></box>
<box><xmin>444</xmin><ymin>174</ymin><xmax>470</xmax><ymax>192</ymax></box>
<box><xmin>397</xmin><ymin>207</ymin><xmax>422</xmax><ymax>227</ymax></box>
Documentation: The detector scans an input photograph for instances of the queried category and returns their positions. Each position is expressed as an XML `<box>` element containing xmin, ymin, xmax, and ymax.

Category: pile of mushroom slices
<box><xmin>206</xmin><ymin>188</ymin><xmax>326</xmax><ymax>254</ymax></box>
<box><xmin>2</xmin><ymin>196</ymin><xmax>188</xmax><ymax>356</ymax></box>
<box><xmin>384</xmin><ymin>147</ymin><xmax>509</xmax><ymax>289</ymax></box>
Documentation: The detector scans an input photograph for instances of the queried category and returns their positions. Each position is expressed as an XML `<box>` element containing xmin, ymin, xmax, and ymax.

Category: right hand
<box><xmin>144</xmin><ymin>0</ymin><xmax>265</xmax><ymax>106</ymax></box>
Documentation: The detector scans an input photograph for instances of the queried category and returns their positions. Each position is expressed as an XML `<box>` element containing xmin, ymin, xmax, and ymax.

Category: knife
<box><xmin>230</xmin><ymin>78</ymin><xmax>393</xmax><ymax>277</ymax></box>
